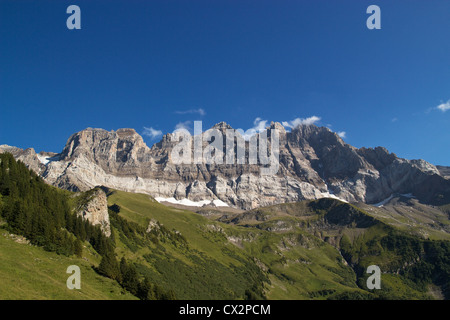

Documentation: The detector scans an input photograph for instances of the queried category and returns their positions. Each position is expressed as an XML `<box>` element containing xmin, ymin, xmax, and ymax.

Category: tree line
<box><xmin>0</xmin><ymin>153</ymin><xmax>104</xmax><ymax>256</ymax></box>
<box><xmin>0</xmin><ymin>153</ymin><xmax>175</xmax><ymax>299</ymax></box>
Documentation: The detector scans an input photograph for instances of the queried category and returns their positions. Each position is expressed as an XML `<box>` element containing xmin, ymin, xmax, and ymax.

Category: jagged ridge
<box><xmin>1</xmin><ymin>122</ymin><xmax>450</xmax><ymax>210</ymax></box>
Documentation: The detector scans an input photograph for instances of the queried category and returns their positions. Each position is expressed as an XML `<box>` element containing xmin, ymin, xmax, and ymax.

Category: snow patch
<box><xmin>212</xmin><ymin>199</ymin><xmax>229</xmax><ymax>207</ymax></box>
<box><xmin>319</xmin><ymin>192</ymin><xmax>348</xmax><ymax>203</ymax></box>
<box><xmin>372</xmin><ymin>193</ymin><xmax>415</xmax><ymax>207</ymax></box>
<box><xmin>155</xmin><ymin>197</ymin><xmax>229</xmax><ymax>207</ymax></box>
<box><xmin>37</xmin><ymin>154</ymin><xmax>59</xmax><ymax>166</ymax></box>
<box><xmin>37</xmin><ymin>154</ymin><xmax>51</xmax><ymax>165</ymax></box>
<box><xmin>373</xmin><ymin>194</ymin><xmax>394</xmax><ymax>207</ymax></box>
<box><xmin>320</xmin><ymin>185</ymin><xmax>348</xmax><ymax>203</ymax></box>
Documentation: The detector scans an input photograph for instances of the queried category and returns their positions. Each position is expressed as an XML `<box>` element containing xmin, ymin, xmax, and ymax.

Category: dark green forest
<box><xmin>0</xmin><ymin>153</ymin><xmax>174</xmax><ymax>300</ymax></box>
<box><xmin>339</xmin><ymin>229</ymin><xmax>450</xmax><ymax>299</ymax></box>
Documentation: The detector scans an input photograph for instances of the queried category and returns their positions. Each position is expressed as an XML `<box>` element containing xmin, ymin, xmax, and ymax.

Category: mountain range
<box><xmin>1</xmin><ymin>122</ymin><xmax>449</xmax><ymax>210</ymax></box>
<box><xmin>2</xmin><ymin>124</ymin><xmax>450</xmax><ymax>300</ymax></box>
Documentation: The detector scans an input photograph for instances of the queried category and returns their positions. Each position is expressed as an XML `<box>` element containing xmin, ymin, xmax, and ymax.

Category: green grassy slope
<box><xmin>106</xmin><ymin>190</ymin><xmax>371</xmax><ymax>300</ymax></box>
<box><xmin>2</xmin><ymin>182</ymin><xmax>449</xmax><ymax>300</ymax></box>
<box><xmin>225</xmin><ymin>198</ymin><xmax>450</xmax><ymax>299</ymax></box>
<box><xmin>107</xmin><ymin>191</ymin><xmax>264</xmax><ymax>299</ymax></box>
<box><xmin>0</xmin><ymin>230</ymin><xmax>136</xmax><ymax>300</ymax></box>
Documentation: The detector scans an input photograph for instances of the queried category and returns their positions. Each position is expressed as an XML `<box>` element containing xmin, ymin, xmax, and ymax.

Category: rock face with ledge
<box><xmin>1</xmin><ymin>123</ymin><xmax>449</xmax><ymax>210</ymax></box>
<box><xmin>75</xmin><ymin>188</ymin><xmax>111</xmax><ymax>237</ymax></box>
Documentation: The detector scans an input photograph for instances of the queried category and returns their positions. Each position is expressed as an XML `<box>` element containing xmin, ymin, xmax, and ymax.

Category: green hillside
<box><xmin>0</xmin><ymin>230</ymin><xmax>135</xmax><ymax>300</ymax></box>
<box><xmin>220</xmin><ymin>199</ymin><xmax>450</xmax><ymax>299</ymax></box>
<box><xmin>1</xmin><ymin>152</ymin><xmax>450</xmax><ymax>300</ymax></box>
<box><xmin>106</xmin><ymin>189</ymin><xmax>365</xmax><ymax>300</ymax></box>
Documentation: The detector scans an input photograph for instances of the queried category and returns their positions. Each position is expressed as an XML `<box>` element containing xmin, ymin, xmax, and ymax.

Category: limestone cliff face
<box><xmin>1</xmin><ymin>123</ymin><xmax>449</xmax><ymax>209</ymax></box>
<box><xmin>75</xmin><ymin>188</ymin><xmax>111</xmax><ymax>237</ymax></box>
<box><xmin>0</xmin><ymin>145</ymin><xmax>46</xmax><ymax>176</ymax></box>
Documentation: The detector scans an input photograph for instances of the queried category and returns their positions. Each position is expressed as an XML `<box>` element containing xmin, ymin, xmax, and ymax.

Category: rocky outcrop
<box><xmin>437</xmin><ymin>166</ymin><xmax>450</xmax><ymax>179</ymax></box>
<box><xmin>1</xmin><ymin>123</ymin><xmax>450</xmax><ymax>210</ymax></box>
<box><xmin>146</xmin><ymin>219</ymin><xmax>160</xmax><ymax>233</ymax></box>
<box><xmin>76</xmin><ymin>188</ymin><xmax>111</xmax><ymax>237</ymax></box>
<box><xmin>0</xmin><ymin>145</ymin><xmax>45</xmax><ymax>175</ymax></box>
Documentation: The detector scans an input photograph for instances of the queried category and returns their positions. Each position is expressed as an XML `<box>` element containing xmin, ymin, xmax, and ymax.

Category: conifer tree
<box><xmin>74</xmin><ymin>238</ymin><xmax>83</xmax><ymax>258</ymax></box>
<box><xmin>98</xmin><ymin>252</ymin><xmax>120</xmax><ymax>281</ymax></box>
<box><xmin>121</xmin><ymin>261</ymin><xmax>139</xmax><ymax>295</ymax></box>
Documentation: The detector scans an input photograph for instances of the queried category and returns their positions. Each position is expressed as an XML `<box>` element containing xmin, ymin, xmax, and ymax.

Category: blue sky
<box><xmin>1</xmin><ymin>0</ymin><xmax>449</xmax><ymax>165</ymax></box>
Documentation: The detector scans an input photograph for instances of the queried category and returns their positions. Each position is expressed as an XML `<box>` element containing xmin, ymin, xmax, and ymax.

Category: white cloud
<box><xmin>437</xmin><ymin>100</ymin><xmax>450</xmax><ymax>112</ymax></box>
<box><xmin>235</xmin><ymin>117</ymin><xmax>269</xmax><ymax>141</ymax></box>
<box><xmin>252</xmin><ymin>118</ymin><xmax>268</xmax><ymax>131</ymax></box>
<box><xmin>174</xmin><ymin>121</ymin><xmax>192</xmax><ymax>133</ymax></box>
<box><xmin>282</xmin><ymin>116</ymin><xmax>321</xmax><ymax>129</ymax></box>
<box><xmin>337</xmin><ymin>131</ymin><xmax>346</xmax><ymax>139</ymax></box>
<box><xmin>174</xmin><ymin>108</ymin><xmax>206</xmax><ymax>116</ymax></box>
<box><xmin>142</xmin><ymin>127</ymin><xmax>163</xmax><ymax>140</ymax></box>
<box><xmin>391</xmin><ymin>117</ymin><xmax>398</xmax><ymax>122</ymax></box>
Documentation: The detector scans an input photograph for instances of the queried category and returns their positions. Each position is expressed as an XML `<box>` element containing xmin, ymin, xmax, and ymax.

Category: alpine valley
<box><xmin>1</xmin><ymin>122</ymin><xmax>450</xmax><ymax>300</ymax></box>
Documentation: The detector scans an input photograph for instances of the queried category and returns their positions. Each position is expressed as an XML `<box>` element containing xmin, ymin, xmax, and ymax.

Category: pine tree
<box><xmin>122</xmin><ymin>261</ymin><xmax>140</xmax><ymax>295</ymax></box>
<box><xmin>137</xmin><ymin>277</ymin><xmax>156</xmax><ymax>300</ymax></box>
<box><xmin>84</xmin><ymin>219</ymin><xmax>92</xmax><ymax>241</ymax></box>
<box><xmin>74</xmin><ymin>238</ymin><xmax>83</xmax><ymax>258</ymax></box>
<box><xmin>119</xmin><ymin>257</ymin><xmax>128</xmax><ymax>280</ymax></box>
<box><xmin>98</xmin><ymin>252</ymin><xmax>120</xmax><ymax>280</ymax></box>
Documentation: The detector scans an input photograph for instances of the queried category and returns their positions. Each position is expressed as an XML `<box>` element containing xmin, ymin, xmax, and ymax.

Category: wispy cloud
<box><xmin>174</xmin><ymin>108</ymin><xmax>206</xmax><ymax>116</ymax></box>
<box><xmin>174</xmin><ymin>121</ymin><xmax>193</xmax><ymax>133</ymax></box>
<box><xmin>437</xmin><ymin>100</ymin><xmax>450</xmax><ymax>112</ymax></box>
<box><xmin>233</xmin><ymin>117</ymin><xmax>269</xmax><ymax>141</ymax></box>
<box><xmin>426</xmin><ymin>100</ymin><xmax>450</xmax><ymax>114</ymax></box>
<box><xmin>337</xmin><ymin>131</ymin><xmax>346</xmax><ymax>139</ymax></box>
<box><xmin>142</xmin><ymin>127</ymin><xmax>163</xmax><ymax>140</ymax></box>
<box><xmin>391</xmin><ymin>117</ymin><xmax>398</xmax><ymax>122</ymax></box>
<box><xmin>282</xmin><ymin>116</ymin><xmax>321</xmax><ymax>129</ymax></box>
<box><xmin>251</xmin><ymin>117</ymin><xmax>269</xmax><ymax>132</ymax></box>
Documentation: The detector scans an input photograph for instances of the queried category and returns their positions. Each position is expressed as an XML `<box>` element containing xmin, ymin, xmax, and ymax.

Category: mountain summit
<box><xmin>1</xmin><ymin>123</ymin><xmax>449</xmax><ymax>209</ymax></box>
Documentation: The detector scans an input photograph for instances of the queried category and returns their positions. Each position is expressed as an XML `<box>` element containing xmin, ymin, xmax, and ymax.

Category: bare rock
<box><xmin>76</xmin><ymin>188</ymin><xmax>111</xmax><ymax>237</ymax></box>
<box><xmin>2</xmin><ymin>122</ymin><xmax>450</xmax><ymax>209</ymax></box>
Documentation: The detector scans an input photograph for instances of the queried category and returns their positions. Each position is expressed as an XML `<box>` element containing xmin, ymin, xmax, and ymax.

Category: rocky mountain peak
<box><xmin>60</xmin><ymin>127</ymin><xmax>150</xmax><ymax>162</ymax></box>
<box><xmin>211</xmin><ymin>121</ymin><xmax>233</xmax><ymax>132</ymax></box>
<box><xmin>268</xmin><ymin>121</ymin><xmax>286</xmax><ymax>133</ymax></box>
<box><xmin>357</xmin><ymin>146</ymin><xmax>397</xmax><ymax>170</ymax></box>
<box><xmin>116</xmin><ymin>128</ymin><xmax>138</xmax><ymax>137</ymax></box>
<box><xmin>2</xmin><ymin>123</ymin><xmax>450</xmax><ymax>210</ymax></box>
